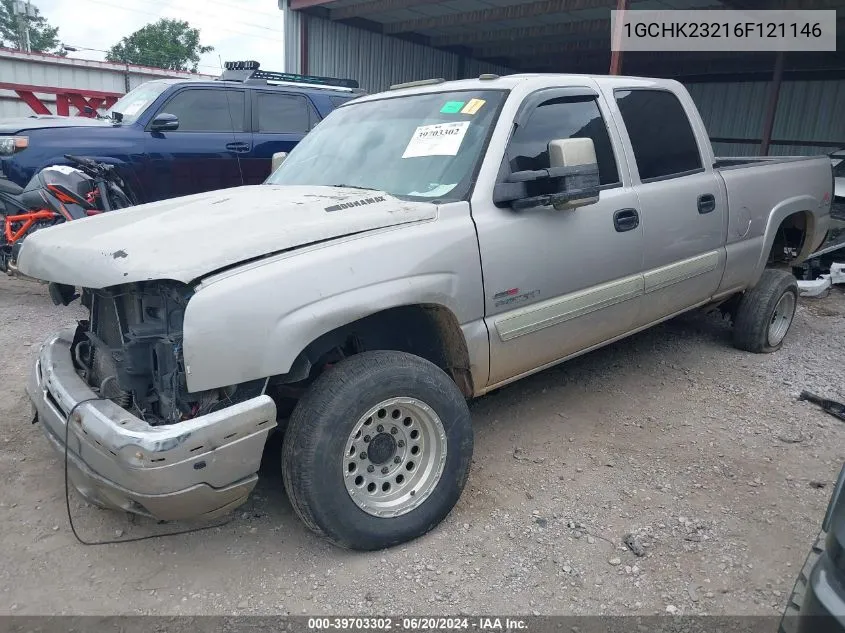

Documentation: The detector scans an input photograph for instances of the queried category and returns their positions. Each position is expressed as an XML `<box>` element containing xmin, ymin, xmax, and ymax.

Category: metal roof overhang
<box><xmin>290</xmin><ymin>0</ymin><xmax>845</xmax><ymax>79</ymax></box>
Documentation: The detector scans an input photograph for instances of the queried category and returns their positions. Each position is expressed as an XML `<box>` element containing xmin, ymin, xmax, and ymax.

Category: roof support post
<box><xmin>760</xmin><ymin>51</ymin><xmax>785</xmax><ymax>156</ymax></box>
<box><xmin>300</xmin><ymin>11</ymin><xmax>309</xmax><ymax>75</ymax></box>
<box><xmin>609</xmin><ymin>0</ymin><xmax>629</xmax><ymax>75</ymax></box>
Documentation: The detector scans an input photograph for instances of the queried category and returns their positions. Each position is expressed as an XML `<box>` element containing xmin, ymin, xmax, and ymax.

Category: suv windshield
<box><xmin>106</xmin><ymin>80</ymin><xmax>176</xmax><ymax>124</ymax></box>
<box><xmin>267</xmin><ymin>90</ymin><xmax>506</xmax><ymax>201</ymax></box>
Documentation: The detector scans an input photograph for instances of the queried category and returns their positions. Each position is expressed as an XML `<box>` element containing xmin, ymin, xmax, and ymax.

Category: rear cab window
<box><xmin>613</xmin><ymin>89</ymin><xmax>703</xmax><ymax>182</ymax></box>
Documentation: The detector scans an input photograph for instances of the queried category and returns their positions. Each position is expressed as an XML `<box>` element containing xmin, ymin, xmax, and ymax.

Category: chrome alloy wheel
<box><xmin>343</xmin><ymin>397</ymin><xmax>447</xmax><ymax>518</ymax></box>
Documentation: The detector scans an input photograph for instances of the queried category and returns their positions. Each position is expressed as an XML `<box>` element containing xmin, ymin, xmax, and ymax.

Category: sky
<box><xmin>34</xmin><ymin>0</ymin><xmax>286</xmax><ymax>75</ymax></box>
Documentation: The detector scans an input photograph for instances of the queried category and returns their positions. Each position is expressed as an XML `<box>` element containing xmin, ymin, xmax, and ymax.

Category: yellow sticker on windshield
<box><xmin>461</xmin><ymin>98</ymin><xmax>486</xmax><ymax>115</ymax></box>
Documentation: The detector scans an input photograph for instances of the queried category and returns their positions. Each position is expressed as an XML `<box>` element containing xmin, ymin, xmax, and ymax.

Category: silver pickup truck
<box><xmin>19</xmin><ymin>74</ymin><xmax>832</xmax><ymax>551</ymax></box>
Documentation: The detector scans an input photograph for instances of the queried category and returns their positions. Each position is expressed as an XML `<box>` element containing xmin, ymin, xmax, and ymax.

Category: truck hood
<box><xmin>0</xmin><ymin>115</ymin><xmax>114</xmax><ymax>134</ymax></box>
<box><xmin>17</xmin><ymin>185</ymin><xmax>437</xmax><ymax>288</ymax></box>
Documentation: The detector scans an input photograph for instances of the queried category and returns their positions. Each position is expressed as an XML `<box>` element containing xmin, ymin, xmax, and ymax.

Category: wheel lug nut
<box><xmin>359</xmin><ymin>452</ymin><xmax>367</xmax><ymax>460</ymax></box>
<box><xmin>381</xmin><ymin>466</ymin><xmax>389</xmax><ymax>474</ymax></box>
<box><xmin>364</xmin><ymin>435</ymin><xmax>371</xmax><ymax>443</ymax></box>
<box><xmin>397</xmin><ymin>440</ymin><xmax>405</xmax><ymax>447</ymax></box>
<box><xmin>394</xmin><ymin>456</ymin><xmax>401</xmax><ymax>464</ymax></box>
<box><xmin>391</xmin><ymin>427</ymin><xmax>398</xmax><ymax>435</ymax></box>
<box><xmin>367</xmin><ymin>465</ymin><xmax>375</xmax><ymax>473</ymax></box>
<box><xmin>377</xmin><ymin>425</ymin><xmax>384</xmax><ymax>432</ymax></box>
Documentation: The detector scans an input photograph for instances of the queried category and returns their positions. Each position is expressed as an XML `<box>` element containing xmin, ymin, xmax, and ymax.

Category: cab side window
<box><xmin>614</xmin><ymin>89</ymin><xmax>702</xmax><ymax>182</ymax></box>
<box><xmin>158</xmin><ymin>89</ymin><xmax>245</xmax><ymax>132</ymax></box>
<box><xmin>506</xmin><ymin>96</ymin><xmax>620</xmax><ymax>187</ymax></box>
<box><xmin>256</xmin><ymin>93</ymin><xmax>312</xmax><ymax>134</ymax></box>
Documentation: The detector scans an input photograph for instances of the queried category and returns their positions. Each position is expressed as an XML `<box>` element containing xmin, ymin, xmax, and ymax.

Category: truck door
<box><xmin>143</xmin><ymin>87</ymin><xmax>249</xmax><ymax>200</ymax></box>
<box><xmin>473</xmin><ymin>89</ymin><xmax>645</xmax><ymax>386</ymax></box>
<box><xmin>242</xmin><ymin>91</ymin><xmax>316</xmax><ymax>185</ymax></box>
<box><xmin>609</xmin><ymin>88</ymin><xmax>727</xmax><ymax>325</ymax></box>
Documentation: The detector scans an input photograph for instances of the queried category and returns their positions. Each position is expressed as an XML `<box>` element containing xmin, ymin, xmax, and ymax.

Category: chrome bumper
<box><xmin>26</xmin><ymin>328</ymin><xmax>277</xmax><ymax>521</ymax></box>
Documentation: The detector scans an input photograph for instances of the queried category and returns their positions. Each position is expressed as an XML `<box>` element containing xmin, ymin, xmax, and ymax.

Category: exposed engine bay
<box><xmin>68</xmin><ymin>281</ymin><xmax>265</xmax><ymax>425</ymax></box>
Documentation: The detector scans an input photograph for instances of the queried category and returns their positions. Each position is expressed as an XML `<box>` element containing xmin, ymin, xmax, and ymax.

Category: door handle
<box><xmin>698</xmin><ymin>193</ymin><xmax>716</xmax><ymax>214</ymax></box>
<box><xmin>226</xmin><ymin>142</ymin><xmax>251</xmax><ymax>153</ymax></box>
<box><xmin>613</xmin><ymin>208</ymin><xmax>639</xmax><ymax>233</ymax></box>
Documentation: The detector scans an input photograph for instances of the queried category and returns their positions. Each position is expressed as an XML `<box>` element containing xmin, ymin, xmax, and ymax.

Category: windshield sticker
<box><xmin>461</xmin><ymin>98</ymin><xmax>486</xmax><ymax>115</ymax></box>
<box><xmin>407</xmin><ymin>183</ymin><xmax>458</xmax><ymax>197</ymax></box>
<box><xmin>402</xmin><ymin>121</ymin><xmax>471</xmax><ymax>158</ymax></box>
<box><xmin>440</xmin><ymin>101</ymin><xmax>465</xmax><ymax>114</ymax></box>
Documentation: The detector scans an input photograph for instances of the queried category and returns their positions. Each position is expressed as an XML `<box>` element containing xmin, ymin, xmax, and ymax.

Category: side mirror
<box><xmin>150</xmin><ymin>113</ymin><xmax>179</xmax><ymax>132</ymax></box>
<box><xmin>548</xmin><ymin>138</ymin><xmax>600</xmax><ymax>210</ymax></box>
<box><xmin>271</xmin><ymin>152</ymin><xmax>288</xmax><ymax>173</ymax></box>
<box><xmin>493</xmin><ymin>137</ymin><xmax>600</xmax><ymax>210</ymax></box>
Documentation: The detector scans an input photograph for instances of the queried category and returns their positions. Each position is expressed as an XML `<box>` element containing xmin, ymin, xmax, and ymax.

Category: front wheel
<box><xmin>733</xmin><ymin>268</ymin><xmax>799</xmax><ymax>353</ymax></box>
<box><xmin>282</xmin><ymin>351</ymin><xmax>473</xmax><ymax>550</ymax></box>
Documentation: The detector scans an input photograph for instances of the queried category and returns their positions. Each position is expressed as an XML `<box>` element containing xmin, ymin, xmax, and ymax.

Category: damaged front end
<box><xmin>27</xmin><ymin>280</ymin><xmax>277</xmax><ymax>521</ymax></box>
<box><xmin>71</xmin><ymin>281</ymin><xmax>265</xmax><ymax>425</ymax></box>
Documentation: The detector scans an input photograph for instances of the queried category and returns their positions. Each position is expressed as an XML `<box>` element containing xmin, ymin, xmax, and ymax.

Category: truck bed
<box><xmin>713</xmin><ymin>153</ymin><xmax>832</xmax><ymax>292</ymax></box>
<box><xmin>713</xmin><ymin>155</ymin><xmax>827</xmax><ymax>170</ymax></box>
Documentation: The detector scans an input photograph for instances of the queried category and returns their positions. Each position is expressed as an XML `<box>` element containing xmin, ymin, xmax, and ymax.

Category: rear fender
<box><xmin>751</xmin><ymin>195</ymin><xmax>820</xmax><ymax>285</ymax></box>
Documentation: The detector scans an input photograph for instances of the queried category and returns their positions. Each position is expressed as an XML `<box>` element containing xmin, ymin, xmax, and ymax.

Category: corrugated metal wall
<box><xmin>0</xmin><ymin>48</ymin><xmax>215</xmax><ymax>118</ymax></box>
<box><xmin>283</xmin><ymin>8</ymin><xmax>513</xmax><ymax>93</ymax></box>
<box><xmin>282</xmin><ymin>5</ymin><xmax>844</xmax><ymax>158</ymax></box>
<box><xmin>686</xmin><ymin>79</ymin><xmax>845</xmax><ymax>156</ymax></box>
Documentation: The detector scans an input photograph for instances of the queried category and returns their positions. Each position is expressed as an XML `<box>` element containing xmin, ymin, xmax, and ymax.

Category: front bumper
<box><xmin>26</xmin><ymin>328</ymin><xmax>277</xmax><ymax>521</ymax></box>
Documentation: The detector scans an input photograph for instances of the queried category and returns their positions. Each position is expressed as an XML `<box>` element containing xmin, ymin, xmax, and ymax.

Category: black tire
<box><xmin>281</xmin><ymin>350</ymin><xmax>473</xmax><ymax>550</ymax></box>
<box><xmin>733</xmin><ymin>268</ymin><xmax>798</xmax><ymax>353</ymax></box>
<box><xmin>779</xmin><ymin>532</ymin><xmax>825</xmax><ymax>633</ymax></box>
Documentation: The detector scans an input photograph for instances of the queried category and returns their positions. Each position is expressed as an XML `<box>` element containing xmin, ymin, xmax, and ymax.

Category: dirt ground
<box><xmin>0</xmin><ymin>275</ymin><xmax>843</xmax><ymax>617</ymax></box>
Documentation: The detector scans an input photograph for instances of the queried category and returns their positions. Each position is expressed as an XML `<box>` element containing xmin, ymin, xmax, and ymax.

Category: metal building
<box><xmin>0</xmin><ymin>48</ymin><xmax>215</xmax><ymax>119</ymax></box>
<box><xmin>282</xmin><ymin>0</ymin><xmax>845</xmax><ymax>155</ymax></box>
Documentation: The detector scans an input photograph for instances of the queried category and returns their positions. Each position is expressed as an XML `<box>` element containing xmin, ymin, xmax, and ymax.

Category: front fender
<box><xmin>180</xmin><ymin>208</ymin><xmax>484</xmax><ymax>393</ymax></box>
<box><xmin>184</xmin><ymin>273</ymin><xmax>461</xmax><ymax>393</ymax></box>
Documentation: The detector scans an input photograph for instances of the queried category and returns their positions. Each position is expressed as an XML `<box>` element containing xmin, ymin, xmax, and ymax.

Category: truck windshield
<box><xmin>106</xmin><ymin>81</ymin><xmax>174</xmax><ymax>124</ymax></box>
<box><xmin>267</xmin><ymin>90</ymin><xmax>506</xmax><ymax>201</ymax></box>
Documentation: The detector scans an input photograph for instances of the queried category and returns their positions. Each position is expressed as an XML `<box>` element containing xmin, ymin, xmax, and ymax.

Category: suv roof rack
<box><xmin>219</xmin><ymin>61</ymin><xmax>361</xmax><ymax>92</ymax></box>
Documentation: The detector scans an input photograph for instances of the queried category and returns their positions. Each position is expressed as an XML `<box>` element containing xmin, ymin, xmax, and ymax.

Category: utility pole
<box><xmin>122</xmin><ymin>56</ymin><xmax>131</xmax><ymax>93</ymax></box>
<box><xmin>12</xmin><ymin>1</ymin><xmax>36</xmax><ymax>53</ymax></box>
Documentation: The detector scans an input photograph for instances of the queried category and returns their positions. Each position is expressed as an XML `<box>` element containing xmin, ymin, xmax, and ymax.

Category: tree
<box><xmin>107</xmin><ymin>19</ymin><xmax>213</xmax><ymax>72</ymax></box>
<box><xmin>0</xmin><ymin>0</ymin><xmax>62</xmax><ymax>54</ymax></box>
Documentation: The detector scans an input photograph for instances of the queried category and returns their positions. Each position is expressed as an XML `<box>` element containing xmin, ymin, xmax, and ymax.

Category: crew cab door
<box><xmin>242</xmin><ymin>90</ymin><xmax>317</xmax><ymax>185</ymax></box>
<box><xmin>607</xmin><ymin>87</ymin><xmax>728</xmax><ymax>324</ymax></box>
<box><xmin>143</xmin><ymin>87</ymin><xmax>249</xmax><ymax>200</ymax></box>
<box><xmin>473</xmin><ymin>89</ymin><xmax>644</xmax><ymax>386</ymax></box>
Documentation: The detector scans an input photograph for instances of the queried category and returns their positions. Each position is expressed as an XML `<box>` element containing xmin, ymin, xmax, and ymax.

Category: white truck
<box><xmin>20</xmin><ymin>73</ymin><xmax>832</xmax><ymax>550</ymax></box>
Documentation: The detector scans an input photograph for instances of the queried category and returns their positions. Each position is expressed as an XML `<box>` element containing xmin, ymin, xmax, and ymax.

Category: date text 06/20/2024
<box><xmin>307</xmin><ymin>617</ymin><xmax>528</xmax><ymax>631</ymax></box>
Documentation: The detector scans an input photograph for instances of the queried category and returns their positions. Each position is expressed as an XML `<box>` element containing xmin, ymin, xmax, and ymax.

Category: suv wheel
<box><xmin>733</xmin><ymin>269</ymin><xmax>799</xmax><ymax>353</ymax></box>
<box><xmin>282</xmin><ymin>350</ymin><xmax>473</xmax><ymax>550</ymax></box>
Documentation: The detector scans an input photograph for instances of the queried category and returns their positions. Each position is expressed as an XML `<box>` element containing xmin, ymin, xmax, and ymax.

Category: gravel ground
<box><xmin>0</xmin><ymin>275</ymin><xmax>843</xmax><ymax>617</ymax></box>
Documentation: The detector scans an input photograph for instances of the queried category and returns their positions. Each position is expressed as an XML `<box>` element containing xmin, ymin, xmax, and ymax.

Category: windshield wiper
<box><xmin>329</xmin><ymin>184</ymin><xmax>381</xmax><ymax>192</ymax></box>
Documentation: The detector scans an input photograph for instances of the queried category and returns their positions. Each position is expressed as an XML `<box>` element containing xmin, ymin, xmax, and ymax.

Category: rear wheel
<box><xmin>282</xmin><ymin>350</ymin><xmax>473</xmax><ymax>550</ymax></box>
<box><xmin>733</xmin><ymin>269</ymin><xmax>799</xmax><ymax>353</ymax></box>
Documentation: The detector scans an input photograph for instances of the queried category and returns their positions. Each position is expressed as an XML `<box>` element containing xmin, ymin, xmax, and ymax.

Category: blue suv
<box><xmin>0</xmin><ymin>62</ymin><xmax>361</xmax><ymax>204</ymax></box>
